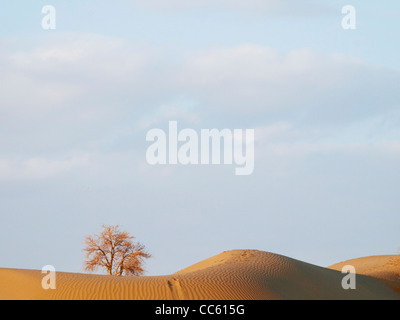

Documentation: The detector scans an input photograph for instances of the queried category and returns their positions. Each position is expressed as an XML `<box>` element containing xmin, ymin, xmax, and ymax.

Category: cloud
<box><xmin>0</xmin><ymin>33</ymin><xmax>163</xmax><ymax>157</ymax></box>
<box><xmin>130</xmin><ymin>0</ymin><xmax>335</xmax><ymax>16</ymax></box>
<box><xmin>136</xmin><ymin>101</ymin><xmax>202</xmax><ymax>131</ymax></box>
<box><xmin>177</xmin><ymin>45</ymin><xmax>400</xmax><ymax>125</ymax></box>
<box><xmin>0</xmin><ymin>34</ymin><xmax>399</xmax><ymax>171</ymax></box>
<box><xmin>0</xmin><ymin>155</ymin><xmax>90</xmax><ymax>181</ymax></box>
<box><xmin>254</xmin><ymin>114</ymin><xmax>400</xmax><ymax>159</ymax></box>
<box><xmin>0</xmin><ymin>33</ymin><xmax>154</xmax><ymax>112</ymax></box>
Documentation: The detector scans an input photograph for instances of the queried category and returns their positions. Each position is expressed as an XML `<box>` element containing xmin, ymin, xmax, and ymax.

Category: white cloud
<box><xmin>2</xmin><ymin>36</ymin><xmax>398</xmax><ymax>129</ymax></box>
<box><xmin>258</xmin><ymin>141</ymin><xmax>400</xmax><ymax>158</ymax></box>
<box><xmin>130</xmin><ymin>0</ymin><xmax>334</xmax><ymax>16</ymax></box>
<box><xmin>136</xmin><ymin>101</ymin><xmax>202</xmax><ymax>131</ymax></box>
<box><xmin>254</xmin><ymin>113</ymin><xmax>400</xmax><ymax>159</ymax></box>
<box><xmin>0</xmin><ymin>34</ymin><xmax>164</xmax><ymax>156</ymax></box>
<box><xmin>0</xmin><ymin>34</ymin><xmax>399</xmax><ymax>170</ymax></box>
<box><xmin>177</xmin><ymin>45</ymin><xmax>400</xmax><ymax>123</ymax></box>
<box><xmin>0</xmin><ymin>34</ymin><xmax>154</xmax><ymax>112</ymax></box>
<box><xmin>255</xmin><ymin>122</ymin><xmax>298</xmax><ymax>142</ymax></box>
<box><xmin>0</xmin><ymin>155</ymin><xmax>91</xmax><ymax>181</ymax></box>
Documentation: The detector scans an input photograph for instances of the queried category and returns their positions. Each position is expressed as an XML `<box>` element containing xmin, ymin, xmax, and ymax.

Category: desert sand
<box><xmin>328</xmin><ymin>254</ymin><xmax>400</xmax><ymax>294</ymax></box>
<box><xmin>1</xmin><ymin>250</ymin><xmax>399</xmax><ymax>300</ymax></box>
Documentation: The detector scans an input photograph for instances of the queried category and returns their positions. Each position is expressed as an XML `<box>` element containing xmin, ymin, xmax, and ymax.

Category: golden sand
<box><xmin>1</xmin><ymin>250</ymin><xmax>399</xmax><ymax>300</ymax></box>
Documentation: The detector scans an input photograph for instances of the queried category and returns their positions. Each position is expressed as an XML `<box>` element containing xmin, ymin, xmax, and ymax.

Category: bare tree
<box><xmin>83</xmin><ymin>225</ymin><xmax>151</xmax><ymax>276</ymax></box>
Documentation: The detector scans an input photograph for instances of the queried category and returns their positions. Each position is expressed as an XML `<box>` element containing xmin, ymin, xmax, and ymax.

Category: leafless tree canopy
<box><xmin>83</xmin><ymin>225</ymin><xmax>151</xmax><ymax>276</ymax></box>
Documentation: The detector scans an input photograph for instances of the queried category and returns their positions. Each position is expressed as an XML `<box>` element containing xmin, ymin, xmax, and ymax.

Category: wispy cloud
<box><xmin>177</xmin><ymin>45</ymin><xmax>400</xmax><ymax>124</ymax></box>
<box><xmin>130</xmin><ymin>0</ymin><xmax>335</xmax><ymax>16</ymax></box>
<box><xmin>0</xmin><ymin>34</ymin><xmax>399</xmax><ymax>172</ymax></box>
<box><xmin>0</xmin><ymin>155</ymin><xmax>90</xmax><ymax>181</ymax></box>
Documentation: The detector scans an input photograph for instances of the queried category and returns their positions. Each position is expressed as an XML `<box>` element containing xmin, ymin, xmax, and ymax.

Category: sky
<box><xmin>0</xmin><ymin>0</ymin><xmax>399</xmax><ymax>276</ymax></box>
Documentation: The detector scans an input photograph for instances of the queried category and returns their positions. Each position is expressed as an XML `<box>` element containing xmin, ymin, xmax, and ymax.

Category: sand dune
<box><xmin>1</xmin><ymin>250</ymin><xmax>399</xmax><ymax>300</ymax></box>
<box><xmin>329</xmin><ymin>255</ymin><xmax>400</xmax><ymax>294</ymax></box>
